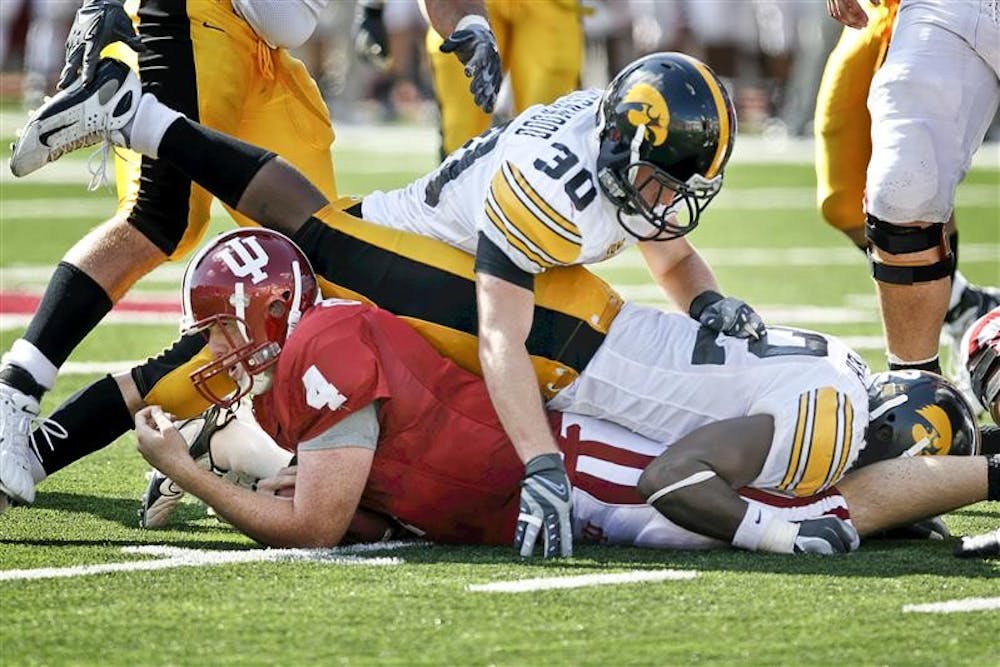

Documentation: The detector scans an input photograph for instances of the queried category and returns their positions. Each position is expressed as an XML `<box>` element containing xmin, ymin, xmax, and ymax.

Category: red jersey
<box><xmin>253</xmin><ymin>299</ymin><xmax>527</xmax><ymax>544</ymax></box>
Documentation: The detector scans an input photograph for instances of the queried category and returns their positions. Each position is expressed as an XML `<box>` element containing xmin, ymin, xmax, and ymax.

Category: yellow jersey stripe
<box><xmin>779</xmin><ymin>391</ymin><xmax>811</xmax><ymax>490</ymax></box>
<box><xmin>795</xmin><ymin>387</ymin><xmax>841</xmax><ymax>497</ymax></box>
<box><xmin>830</xmin><ymin>397</ymin><xmax>855</xmax><ymax>485</ymax></box>
<box><xmin>491</xmin><ymin>165</ymin><xmax>582</xmax><ymax>265</ymax></box>
<box><xmin>681</xmin><ymin>55</ymin><xmax>732</xmax><ymax>180</ymax></box>
<box><xmin>485</xmin><ymin>197</ymin><xmax>553</xmax><ymax>269</ymax></box>
<box><xmin>506</xmin><ymin>163</ymin><xmax>581</xmax><ymax>240</ymax></box>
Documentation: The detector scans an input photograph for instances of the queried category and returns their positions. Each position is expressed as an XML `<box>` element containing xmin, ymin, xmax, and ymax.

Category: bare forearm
<box><xmin>480</xmin><ymin>335</ymin><xmax>559</xmax><ymax>462</ymax></box>
<box><xmin>639</xmin><ymin>241</ymin><xmax>719</xmax><ymax>311</ymax></box>
<box><xmin>423</xmin><ymin>0</ymin><xmax>488</xmax><ymax>35</ymax></box>
<box><xmin>640</xmin><ymin>463</ymin><xmax>748</xmax><ymax>542</ymax></box>
<box><xmin>171</xmin><ymin>462</ymin><xmax>345</xmax><ymax>548</ymax></box>
<box><xmin>656</xmin><ymin>252</ymin><xmax>719</xmax><ymax>311</ymax></box>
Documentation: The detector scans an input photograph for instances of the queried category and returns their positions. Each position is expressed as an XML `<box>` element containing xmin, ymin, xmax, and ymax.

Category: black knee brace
<box><xmin>865</xmin><ymin>214</ymin><xmax>953</xmax><ymax>285</ymax></box>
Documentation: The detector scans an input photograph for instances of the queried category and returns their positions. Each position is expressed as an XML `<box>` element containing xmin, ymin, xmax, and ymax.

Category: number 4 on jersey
<box><xmin>303</xmin><ymin>365</ymin><xmax>347</xmax><ymax>411</ymax></box>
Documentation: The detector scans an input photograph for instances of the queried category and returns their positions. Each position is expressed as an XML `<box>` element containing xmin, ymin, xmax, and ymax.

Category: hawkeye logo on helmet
<box><xmin>910</xmin><ymin>404</ymin><xmax>953</xmax><ymax>456</ymax></box>
<box><xmin>622</xmin><ymin>83</ymin><xmax>669</xmax><ymax>147</ymax></box>
<box><xmin>220</xmin><ymin>237</ymin><xmax>270</xmax><ymax>285</ymax></box>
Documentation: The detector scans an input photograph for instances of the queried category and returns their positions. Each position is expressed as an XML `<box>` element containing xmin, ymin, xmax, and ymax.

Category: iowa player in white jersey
<box><xmin>362</xmin><ymin>53</ymin><xmax>755</xmax><ymax>557</ymax></box>
<box><xmin>8</xmin><ymin>57</ymin><xmax>986</xmax><ymax>556</ymax></box>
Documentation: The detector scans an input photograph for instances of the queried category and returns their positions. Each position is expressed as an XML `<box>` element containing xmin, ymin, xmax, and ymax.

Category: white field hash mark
<box><xmin>467</xmin><ymin>569</ymin><xmax>698</xmax><ymax>593</ymax></box>
<box><xmin>903</xmin><ymin>597</ymin><xmax>1000</xmax><ymax>614</ymax></box>
<box><xmin>0</xmin><ymin>542</ymin><xmax>422</xmax><ymax>582</ymax></box>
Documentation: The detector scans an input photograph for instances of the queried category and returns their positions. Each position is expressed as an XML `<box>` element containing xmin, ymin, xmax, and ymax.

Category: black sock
<box><xmin>22</xmin><ymin>261</ymin><xmax>113</xmax><ymax>370</ymax></box>
<box><xmin>35</xmin><ymin>375</ymin><xmax>134</xmax><ymax>476</ymax></box>
<box><xmin>0</xmin><ymin>365</ymin><xmax>46</xmax><ymax>401</ymax></box>
<box><xmin>981</xmin><ymin>425</ymin><xmax>1000</xmax><ymax>457</ymax></box>
<box><xmin>158</xmin><ymin>118</ymin><xmax>276</xmax><ymax>209</ymax></box>
<box><xmin>888</xmin><ymin>357</ymin><xmax>942</xmax><ymax>375</ymax></box>
<box><xmin>987</xmin><ymin>454</ymin><xmax>1000</xmax><ymax>502</ymax></box>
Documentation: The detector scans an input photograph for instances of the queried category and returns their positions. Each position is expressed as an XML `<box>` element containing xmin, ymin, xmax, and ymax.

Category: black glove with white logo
<box><xmin>439</xmin><ymin>17</ymin><xmax>501</xmax><ymax>114</ymax></box>
<box><xmin>353</xmin><ymin>2</ymin><xmax>389</xmax><ymax>69</ymax></box>
<box><xmin>515</xmin><ymin>453</ymin><xmax>573</xmax><ymax>558</ymax></box>
<box><xmin>58</xmin><ymin>0</ymin><xmax>145</xmax><ymax>90</ymax></box>
<box><xmin>689</xmin><ymin>290</ymin><xmax>766</xmax><ymax>340</ymax></box>
<box><xmin>793</xmin><ymin>517</ymin><xmax>860</xmax><ymax>554</ymax></box>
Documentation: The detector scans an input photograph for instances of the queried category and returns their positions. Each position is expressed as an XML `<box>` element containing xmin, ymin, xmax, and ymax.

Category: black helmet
<box><xmin>857</xmin><ymin>370</ymin><xmax>981</xmax><ymax>467</ymax></box>
<box><xmin>596</xmin><ymin>52</ymin><xmax>736</xmax><ymax>242</ymax></box>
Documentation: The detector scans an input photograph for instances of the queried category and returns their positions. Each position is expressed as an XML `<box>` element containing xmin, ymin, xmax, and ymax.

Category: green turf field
<box><xmin>1</xmin><ymin>124</ymin><xmax>998</xmax><ymax>666</ymax></box>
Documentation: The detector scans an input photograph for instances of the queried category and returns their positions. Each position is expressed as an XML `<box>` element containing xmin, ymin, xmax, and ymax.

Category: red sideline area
<box><xmin>0</xmin><ymin>291</ymin><xmax>180</xmax><ymax>315</ymax></box>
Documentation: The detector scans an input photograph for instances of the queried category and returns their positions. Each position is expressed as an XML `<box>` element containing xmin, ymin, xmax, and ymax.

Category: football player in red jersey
<box><xmin>132</xmin><ymin>228</ymin><xmax>999</xmax><ymax>554</ymax></box>
<box><xmin>953</xmin><ymin>307</ymin><xmax>1000</xmax><ymax>559</ymax></box>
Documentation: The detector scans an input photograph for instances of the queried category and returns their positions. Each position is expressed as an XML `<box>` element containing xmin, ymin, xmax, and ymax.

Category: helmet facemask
<box><xmin>598</xmin><ymin>146</ymin><xmax>723</xmax><ymax>241</ymax></box>
<box><xmin>185</xmin><ymin>313</ymin><xmax>281</xmax><ymax>408</ymax></box>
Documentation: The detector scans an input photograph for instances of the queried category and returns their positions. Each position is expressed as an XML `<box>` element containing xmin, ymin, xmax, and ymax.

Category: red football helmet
<box><xmin>964</xmin><ymin>306</ymin><xmax>1000</xmax><ymax>423</ymax></box>
<box><xmin>180</xmin><ymin>228</ymin><xmax>319</xmax><ymax>407</ymax></box>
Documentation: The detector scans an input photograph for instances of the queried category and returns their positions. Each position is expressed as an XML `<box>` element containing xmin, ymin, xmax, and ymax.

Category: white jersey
<box><xmin>549</xmin><ymin>303</ymin><xmax>872</xmax><ymax>498</ymax></box>
<box><xmin>231</xmin><ymin>0</ymin><xmax>328</xmax><ymax>49</ymax></box>
<box><xmin>362</xmin><ymin>90</ymin><xmax>662</xmax><ymax>273</ymax></box>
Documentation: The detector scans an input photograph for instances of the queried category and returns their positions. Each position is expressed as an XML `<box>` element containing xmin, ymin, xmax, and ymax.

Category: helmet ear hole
<box><xmin>269</xmin><ymin>300</ymin><xmax>287</xmax><ymax>318</ymax></box>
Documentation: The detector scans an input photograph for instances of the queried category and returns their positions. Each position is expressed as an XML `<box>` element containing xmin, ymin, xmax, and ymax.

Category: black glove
<box><xmin>870</xmin><ymin>516</ymin><xmax>950</xmax><ymax>541</ymax></box>
<box><xmin>515</xmin><ymin>453</ymin><xmax>573</xmax><ymax>558</ymax></box>
<box><xmin>58</xmin><ymin>0</ymin><xmax>145</xmax><ymax>90</ymax></box>
<box><xmin>793</xmin><ymin>517</ymin><xmax>860</xmax><ymax>554</ymax></box>
<box><xmin>689</xmin><ymin>290</ymin><xmax>766</xmax><ymax>340</ymax></box>
<box><xmin>353</xmin><ymin>3</ymin><xmax>389</xmax><ymax>69</ymax></box>
<box><xmin>439</xmin><ymin>19</ymin><xmax>501</xmax><ymax>114</ymax></box>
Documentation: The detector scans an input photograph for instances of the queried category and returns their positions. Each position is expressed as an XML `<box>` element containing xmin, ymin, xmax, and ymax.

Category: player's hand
<box><xmin>793</xmin><ymin>517</ymin><xmax>860</xmax><ymax>554</ymax></box>
<box><xmin>134</xmin><ymin>406</ymin><xmax>191</xmax><ymax>477</ymax></box>
<box><xmin>439</xmin><ymin>18</ymin><xmax>501</xmax><ymax>114</ymax></box>
<box><xmin>353</xmin><ymin>3</ymin><xmax>389</xmax><ymax>69</ymax></box>
<box><xmin>826</xmin><ymin>0</ymin><xmax>878</xmax><ymax>29</ymax></box>
<box><xmin>58</xmin><ymin>0</ymin><xmax>145</xmax><ymax>90</ymax></box>
<box><xmin>257</xmin><ymin>465</ymin><xmax>298</xmax><ymax>497</ymax></box>
<box><xmin>515</xmin><ymin>453</ymin><xmax>573</xmax><ymax>558</ymax></box>
<box><xmin>689</xmin><ymin>291</ymin><xmax>766</xmax><ymax>340</ymax></box>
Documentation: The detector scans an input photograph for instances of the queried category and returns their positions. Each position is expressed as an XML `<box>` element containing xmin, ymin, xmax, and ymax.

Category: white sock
<box><xmin>127</xmin><ymin>93</ymin><xmax>184</xmax><ymax>159</ymax></box>
<box><xmin>950</xmin><ymin>271</ymin><xmax>969</xmax><ymax>310</ymax></box>
<box><xmin>211</xmin><ymin>417</ymin><xmax>292</xmax><ymax>479</ymax></box>
<box><xmin>1</xmin><ymin>339</ymin><xmax>57</xmax><ymax>390</ymax></box>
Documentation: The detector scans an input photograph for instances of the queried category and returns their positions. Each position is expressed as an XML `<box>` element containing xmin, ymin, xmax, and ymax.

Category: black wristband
<box><xmin>688</xmin><ymin>290</ymin><xmax>724</xmax><ymax>320</ymax></box>
<box><xmin>887</xmin><ymin>357</ymin><xmax>941</xmax><ymax>374</ymax></box>
<box><xmin>987</xmin><ymin>454</ymin><xmax>1000</xmax><ymax>502</ymax></box>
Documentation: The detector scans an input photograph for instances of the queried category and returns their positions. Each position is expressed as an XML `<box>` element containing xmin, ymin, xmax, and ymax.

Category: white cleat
<box><xmin>0</xmin><ymin>383</ymin><xmax>40</xmax><ymax>505</ymax></box>
<box><xmin>10</xmin><ymin>57</ymin><xmax>140</xmax><ymax>177</ymax></box>
<box><xmin>139</xmin><ymin>470</ymin><xmax>186</xmax><ymax>530</ymax></box>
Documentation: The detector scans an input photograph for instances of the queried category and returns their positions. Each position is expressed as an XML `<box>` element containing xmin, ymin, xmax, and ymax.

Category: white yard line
<box><xmin>467</xmin><ymin>569</ymin><xmax>698</xmax><ymax>593</ymax></box>
<box><xmin>903</xmin><ymin>597</ymin><xmax>1000</xmax><ymax>614</ymax></box>
<box><xmin>0</xmin><ymin>542</ymin><xmax>422</xmax><ymax>583</ymax></box>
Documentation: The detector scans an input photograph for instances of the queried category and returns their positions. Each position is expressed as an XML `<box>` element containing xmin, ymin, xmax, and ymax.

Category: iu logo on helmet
<box><xmin>219</xmin><ymin>237</ymin><xmax>270</xmax><ymax>285</ymax></box>
<box><xmin>622</xmin><ymin>83</ymin><xmax>670</xmax><ymax>147</ymax></box>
